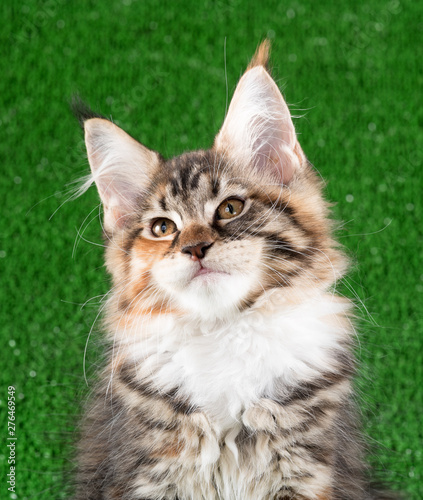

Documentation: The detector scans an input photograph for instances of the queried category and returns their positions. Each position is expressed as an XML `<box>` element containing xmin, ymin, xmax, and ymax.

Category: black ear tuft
<box><xmin>70</xmin><ymin>95</ymin><xmax>105</xmax><ymax>128</ymax></box>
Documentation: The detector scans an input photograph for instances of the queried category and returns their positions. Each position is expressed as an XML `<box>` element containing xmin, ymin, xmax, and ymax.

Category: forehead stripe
<box><xmin>159</xmin><ymin>197</ymin><xmax>167</xmax><ymax>211</ymax></box>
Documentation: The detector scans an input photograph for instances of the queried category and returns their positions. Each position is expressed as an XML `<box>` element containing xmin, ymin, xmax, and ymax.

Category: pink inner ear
<box><xmin>215</xmin><ymin>66</ymin><xmax>302</xmax><ymax>185</ymax></box>
<box><xmin>251</xmin><ymin>119</ymin><xmax>297</xmax><ymax>185</ymax></box>
<box><xmin>255</xmin><ymin>148</ymin><xmax>296</xmax><ymax>185</ymax></box>
<box><xmin>247</xmin><ymin>73</ymin><xmax>300</xmax><ymax>185</ymax></box>
<box><xmin>83</xmin><ymin>118</ymin><xmax>159</xmax><ymax>231</ymax></box>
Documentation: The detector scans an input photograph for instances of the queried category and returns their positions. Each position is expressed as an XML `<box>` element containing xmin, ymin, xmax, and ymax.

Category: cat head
<box><xmin>75</xmin><ymin>41</ymin><xmax>346</xmax><ymax>321</ymax></box>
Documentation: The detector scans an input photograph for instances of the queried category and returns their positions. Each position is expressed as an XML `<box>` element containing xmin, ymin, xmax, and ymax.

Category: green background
<box><xmin>1</xmin><ymin>0</ymin><xmax>422</xmax><ymax>498</ymax></box>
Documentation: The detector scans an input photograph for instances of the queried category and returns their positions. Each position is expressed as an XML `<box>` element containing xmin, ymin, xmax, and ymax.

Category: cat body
<box><xmin>77</xmin><ymin>291</ymin><xmax>359</xmax><ymax>500</ymax></box>
<box><xmin>73</xmin><ymin>42</ymin><xmax>390</xmax><ymax>500</ymax></box>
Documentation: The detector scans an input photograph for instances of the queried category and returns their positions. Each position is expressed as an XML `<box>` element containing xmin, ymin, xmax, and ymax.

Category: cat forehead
<box><xmin>155</xmin><ymin>150</ymin><xmax>247</xmax><ymax>207</ymax></box>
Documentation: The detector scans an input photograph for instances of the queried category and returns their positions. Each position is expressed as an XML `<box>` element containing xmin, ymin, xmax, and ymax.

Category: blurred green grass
<box><xmin>1</xmin><ymin>0</ymin><xmax>421</xmax><ymax>498</ymax></box>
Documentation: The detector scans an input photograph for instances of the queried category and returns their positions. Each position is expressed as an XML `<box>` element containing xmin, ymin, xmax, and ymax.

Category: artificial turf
<box><xmin>1</xmin><ymin>0</ymin><xmax>422</xmax><ymax>498</ymax></box>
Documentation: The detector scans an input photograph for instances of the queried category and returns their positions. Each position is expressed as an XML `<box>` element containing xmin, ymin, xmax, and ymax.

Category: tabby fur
<box><xmin>73</xmin><ymin>41</ymin><xmax>393</xmax><ymax>500</ymax></box>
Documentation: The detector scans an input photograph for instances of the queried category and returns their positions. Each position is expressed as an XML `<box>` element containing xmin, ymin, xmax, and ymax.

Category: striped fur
<box><xmin>73</xmin><ymin>42</ymin><xmax>393</xmax><ymax>499</ymax></box>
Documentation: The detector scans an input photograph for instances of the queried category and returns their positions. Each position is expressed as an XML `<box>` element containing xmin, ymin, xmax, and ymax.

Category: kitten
<box><xmin>73</xmin><ymin>41</ymin><xmax>393</xmax><ymax>500</ymax></box>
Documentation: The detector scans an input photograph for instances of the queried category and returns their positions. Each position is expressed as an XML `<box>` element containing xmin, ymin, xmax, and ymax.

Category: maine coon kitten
<box><xmin>73</xmin><ymin>41</ymin><xmax>392</xmax><ymax>500</ymax></box>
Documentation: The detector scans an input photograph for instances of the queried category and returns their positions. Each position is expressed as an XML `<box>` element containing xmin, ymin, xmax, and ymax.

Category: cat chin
<box><xmin>172</xmin><ymin>272</ymin><xmax>255</xmax><ymax>319</ymax></box>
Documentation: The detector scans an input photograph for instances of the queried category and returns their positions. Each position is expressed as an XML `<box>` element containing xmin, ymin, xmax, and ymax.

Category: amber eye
<box><xmin>216</xmin><ymin>198</ymin><xmax>245</xmax><ymax>220</ymax></box>
<box><xmin>151</xmin><ymin>218</ymin><xmax>177</xmax><ymax>237</ymax></box>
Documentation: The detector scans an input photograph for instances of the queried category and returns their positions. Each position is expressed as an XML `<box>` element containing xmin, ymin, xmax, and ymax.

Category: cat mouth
<box><xmin>193</xmin><ymin>263</ymin><xmax>229</xmax><ymax>280</ymax></box>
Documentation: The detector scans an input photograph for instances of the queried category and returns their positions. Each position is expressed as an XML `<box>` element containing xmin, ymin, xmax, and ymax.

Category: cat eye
<box><xmin>216</xmin><ymin>198</ymin><xmax>245</xmax><ymax>220</ymax></box>
<box><xmin>151</xmin><ymin>218</ymin><xmax>177</xmax><ymax>237</ymax></box>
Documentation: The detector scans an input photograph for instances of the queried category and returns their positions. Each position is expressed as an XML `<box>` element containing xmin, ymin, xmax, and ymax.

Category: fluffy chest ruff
<box><xmin>116</xmin><ymin>291</ymin><xmax>351</xmax><ymax>429</ymax></box>
<box><xmin>87</xmin><ymin>291</ymin><xmax>356</xmax><ymax>500</ymax></box>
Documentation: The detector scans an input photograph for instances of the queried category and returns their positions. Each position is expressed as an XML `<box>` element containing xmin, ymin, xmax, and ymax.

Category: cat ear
<box><xmin>214</xmin><ymin>42</ymin><xmax>304</xmax><ymax>184</ymax></box>
<box><xmin>82</xmin><ymin>118</ymin><xmax>160</xmax><ymax>231</ymax></box>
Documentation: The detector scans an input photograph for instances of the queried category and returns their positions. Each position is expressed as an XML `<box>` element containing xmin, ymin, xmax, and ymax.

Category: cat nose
<box><xmin>181</xmin><ymin>241</ymin><xmax>213</xmax><ymax>261</ymax></box>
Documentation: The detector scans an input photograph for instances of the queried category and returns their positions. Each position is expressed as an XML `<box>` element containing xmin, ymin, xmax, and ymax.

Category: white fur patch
<box><xmin>116</xmin><ymin>289</ymin><xmax>351</xmax><ymax>437</ymax></box>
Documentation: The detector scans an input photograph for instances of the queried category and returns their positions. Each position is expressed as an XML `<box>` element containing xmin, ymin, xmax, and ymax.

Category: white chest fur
<box><xmin>120</xmin><ymin>291</ymin><xmax>350</xmax><ymax>433</ymax></box>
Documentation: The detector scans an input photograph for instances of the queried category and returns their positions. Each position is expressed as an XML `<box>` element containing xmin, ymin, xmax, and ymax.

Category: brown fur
<box><xmin>247</xmin><ymin>39</ymin><xmax>271</xmax><ymax>70</ymax></box>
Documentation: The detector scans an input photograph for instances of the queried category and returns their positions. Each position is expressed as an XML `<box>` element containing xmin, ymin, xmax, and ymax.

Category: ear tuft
<box><xmin>247</xmin><ymin>39</ymin><xmax>271</xmax><ymax>71</ymax></box>
<box><xmin>70</xmin><ymin>95</ymin><xmax>105</xmax><ymax>128</ymax></box>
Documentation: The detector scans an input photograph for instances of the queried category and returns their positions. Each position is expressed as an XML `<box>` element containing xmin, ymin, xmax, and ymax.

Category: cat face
<box><xmin>77</xmin><ymin>42</ymin><xmax>346</xmax><ymax>320</ymax></box>
<box><xmin>127</xmin><ymin>151</ymin><xmax>264</xmax><ymax>317</ymax></box>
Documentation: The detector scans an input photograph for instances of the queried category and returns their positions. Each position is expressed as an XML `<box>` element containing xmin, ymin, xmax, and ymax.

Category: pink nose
<box><xmin>181</xmin><ymin>241</ymin><xmax>213</xmax><ymax>261</ymax></box>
